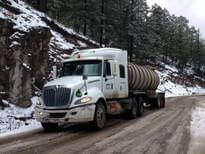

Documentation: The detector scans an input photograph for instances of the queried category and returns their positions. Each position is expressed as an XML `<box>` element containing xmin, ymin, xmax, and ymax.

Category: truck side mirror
<box><xmin>82</xmin><ymin>74</ymin><xmax>88</xmax><ymax>95</ymax></box>
<box><xmin>56</xmin><ymin>63</ymin><xmax>63</xmax><ymax>78</ymax></box>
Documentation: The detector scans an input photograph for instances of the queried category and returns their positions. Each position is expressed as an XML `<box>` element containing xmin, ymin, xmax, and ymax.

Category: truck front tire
<box><xmin>41</xmin><ymin>122</ymin><xmax>58</xmax><ymax>132</ymax></box>
<box><xmin>92</xmin><ymin>102</ymin><xmax>106</xmax><ymax>129</ymax></box>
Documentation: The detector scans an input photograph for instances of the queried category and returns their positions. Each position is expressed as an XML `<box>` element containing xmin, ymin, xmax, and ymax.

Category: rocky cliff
<box><xmin>0</xmin><ymin>0</ymin><xmax>98</xmax><ymax>107</ymax></box>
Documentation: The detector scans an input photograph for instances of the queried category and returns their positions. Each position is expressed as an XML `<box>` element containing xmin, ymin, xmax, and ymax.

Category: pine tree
<box><xmin>24</xmin><ymin>0</ymin><xmax>205</xmax><ymax>76</ymax></box>
<box><xmin>128</xmin><ymin>0</ymin><xmax>149</xmax><ymax>62</ymax></box>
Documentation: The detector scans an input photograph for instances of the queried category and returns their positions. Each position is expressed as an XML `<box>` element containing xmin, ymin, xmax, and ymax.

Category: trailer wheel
<box><xmin>137</xmin><ymin>97</ymin><xmax>144</xmax><ymax>116</ymax></box>
<box><xmin>150</xmin><ymin>98</ymin><xmax>157</xmax><ymax>109</ymax></box>
<box><xmin>157</xmin><ymin>94</ymin><xmax>165</xmax><ymax>109</ymax></box>
<box><xmin>92</xmin><ymin>102</ymin><xmax>106</xmax><ymax>129</ymax></box>
<box><xmin>41</xmin><ymin>122</ymin><xmax>58</xmax><ymax>132</ymax></box>
<box><xmin>127</xmin><ymin>98</ymin><xmax>137</xmax><ymax>119</ymax></box>
<box><xmin>161</xmin><ymin>96</ymin><xmax>165</xmax><ymax>108</ymax></box>
<box><xmin>157</xmin><ymin>96</ymin><xmax>161</xmax><ymax>109</ymax></box>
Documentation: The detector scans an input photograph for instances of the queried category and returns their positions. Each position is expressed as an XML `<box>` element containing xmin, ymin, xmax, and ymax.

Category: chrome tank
<box><xmin>128</xmin><ymin>63</ymin><xmax>160</xmax><ymax>91</ymax></box>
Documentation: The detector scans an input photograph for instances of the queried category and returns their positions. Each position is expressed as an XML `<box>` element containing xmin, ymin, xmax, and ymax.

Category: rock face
<box><xmin>0</xmin><ymin>18</ymin><xmax>51</xmax><ymax>107</ymax></box>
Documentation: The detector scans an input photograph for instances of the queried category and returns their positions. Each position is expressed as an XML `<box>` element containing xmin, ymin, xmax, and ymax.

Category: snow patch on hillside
<box><xmin>157</xmin><ymin>64</ymin><xmax>205</xmax><ymax>97</ymax></box>
<box><xmin>0</xmin><ymin>0</ymin><xmax>97</xmax><ymax>61</ymax></box>
<box><xmin>0</xmin><ymin>11</ymin><xmax>6</xmax><ymax>19</ymax></box>
<box><xmin>157</xmin><ymin>70</ymin><xmax>205</xmax><ymax>97</ymax></box>
<box><xmin>51</xmin><ymin>31</ymin><xmax>75</xmax><ymax>50</ymax></box>
<box><xmin>7</xmin><ymin>0</ymin><xmax>47</xmax><ymax>31</ymax></box>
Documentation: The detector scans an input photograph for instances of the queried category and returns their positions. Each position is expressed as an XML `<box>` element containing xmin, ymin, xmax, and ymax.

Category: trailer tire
<box><xmin>157</xmin><ymin>96</ymin><xmax>161</xmax><ymax>109</ymax></box>
<box><xmin>41</xmin><ymin>123</ymin><xmax>58</xmax><ymax>132</ymax></box>
<box><xmin>127</xmin><ymin>98</ymin><xmax>137</xmax><ymax>119</ymax></box>
<box><xmin>92</xmin><ymin>102</ymin><xmax>106</xmax><ymax>129</ymax></box>
<box><xmin>161</xmin><ymin>96</ymin><xmax>165</xmax><ymax>108</ymax></box>
<box><xmin>137</xmin><ymin>97</ymin><xmax>144</xmax><ymax>117</ymax></box>
<box><xmin>150</xmin><ymin>98</ymin><xmax>157</xmax><ymax>109</ymax></box>
<box><xmin>157</xmin><ymin>95</ymin><xmax>165</xmax><ymax>108</ymax></box>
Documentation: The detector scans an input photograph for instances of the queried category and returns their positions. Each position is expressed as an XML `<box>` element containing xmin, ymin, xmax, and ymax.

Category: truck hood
<box><xmin>44</xmin><ymin>76</ymin><xmax>100</xmax><ymax>88</ymax></box>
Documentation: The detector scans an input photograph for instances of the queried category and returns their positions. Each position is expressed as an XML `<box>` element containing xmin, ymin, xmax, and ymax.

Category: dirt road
<box><xmin>0</xmin><ymin>95</ymin><xmax>204</xmax><ymax>154</ymax></box>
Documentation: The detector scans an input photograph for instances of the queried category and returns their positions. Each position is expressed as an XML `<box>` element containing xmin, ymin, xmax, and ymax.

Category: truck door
<box><xmin>103</xmin><ymin>60</ymin><xmax>116</xmax><ymax>99</ymax></box>
<box><xmin>118</xmin><ymin>64</ymin><xmax>128</xmax><ymax>98</ymax></box>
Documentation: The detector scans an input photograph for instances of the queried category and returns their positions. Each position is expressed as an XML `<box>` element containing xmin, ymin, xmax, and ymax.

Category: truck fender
<box><xmin>87</xmin><ymin>87</ymin><xmax>107</xmax><ymax>111</ymax></box>
<box><xmin>87</xmin><ymin>87</ymin><xmax>105</xmax><ymax>103</ymax></box>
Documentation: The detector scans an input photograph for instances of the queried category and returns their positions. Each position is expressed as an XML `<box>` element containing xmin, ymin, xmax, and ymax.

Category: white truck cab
<box><xmin>35</xmin><ymin>48</ymin><xmax>130</xmax><ymax>130</ymax></box>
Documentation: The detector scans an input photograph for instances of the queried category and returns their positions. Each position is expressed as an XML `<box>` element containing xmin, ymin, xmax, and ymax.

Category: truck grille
<box><xmin>43</xmin><ymin>86</ymin><xmax>71</xmax><ymax>107</ymax></box>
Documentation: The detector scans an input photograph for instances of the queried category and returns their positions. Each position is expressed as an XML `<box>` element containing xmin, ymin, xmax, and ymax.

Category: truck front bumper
<box><xmin>35</xmin><ymin>104</ymin><xmax>96</xmax><ymax>123</ymax></box>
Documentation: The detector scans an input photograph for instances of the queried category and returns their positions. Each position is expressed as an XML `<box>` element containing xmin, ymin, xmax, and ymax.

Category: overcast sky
<box><xmin>147</xmin><ymin>0</ymin><xmax>205</xmax><ymax>38</ymax></box>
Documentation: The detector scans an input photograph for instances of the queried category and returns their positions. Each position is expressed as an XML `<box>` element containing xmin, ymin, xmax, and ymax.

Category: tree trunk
<box><xmin>83</xmin><ymin>0</ymin><xmax>87</xmax><ymax>36</ymax></box>
<box><xmin>129</xmin><ymin>36</ymin><xmax>133</xmax><ymax>62</ymax></box>
<box><xmin>100</xmin><ymin>0</ymin><xmax>104</xmax><ymax>47</ymax></box>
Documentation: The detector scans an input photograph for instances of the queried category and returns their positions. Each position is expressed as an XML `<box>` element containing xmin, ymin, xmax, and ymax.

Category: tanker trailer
<box><xmin>128</xmin><ymin>63</ymin><xmax>160</xmax><ymax>91</ymax></box>
<box><xmin>118</xmin><ymin>63</ymin><xmax>164</xmax><ymax>119</ymax></box>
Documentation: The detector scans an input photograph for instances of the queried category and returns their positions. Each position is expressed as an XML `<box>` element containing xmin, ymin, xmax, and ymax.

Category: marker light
<box><xmin>76</xmin><ymin>53</ymin><xmax>80</xmax><ymax>58</ymax></box>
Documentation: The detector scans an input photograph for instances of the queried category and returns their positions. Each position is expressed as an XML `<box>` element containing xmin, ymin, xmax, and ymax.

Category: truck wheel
<box><xmin>150</xmin><ymin>98</ymin><xmax>157</xmax><ymax>109</ymax></box>
<box><xmin>157</xmin><ymin>96</ymin><xmax>161</xmax><ymax>109</ymax></box>
<box><xmin>128</xmin><ymin>98</ymin><xmax>137</xmax><ymax>119</ymax></box>
<box><xmin>161</xmin><ymin>96</ymin><xmax>165</xmax><ymax>108</ymax></box>
<box><xmin>41</xmin><ymin>122</ymin><xmax>58</xmax><ymax>132</ymax></box>
<box><xmin>92</xmin><ymin>102</ymin><xmax>106</xmax><ymax>129</ymax></box>
<box><xmin>137</xmin><ymin>97</ymin><xmax>144</xmax><ymax>117</ymax></box>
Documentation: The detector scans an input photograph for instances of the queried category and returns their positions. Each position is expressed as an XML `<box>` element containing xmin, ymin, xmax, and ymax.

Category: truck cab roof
<box><xmin>63</xmin><ymin>48</ymin><xmax>127</xmax><ymax>63</ymax></box>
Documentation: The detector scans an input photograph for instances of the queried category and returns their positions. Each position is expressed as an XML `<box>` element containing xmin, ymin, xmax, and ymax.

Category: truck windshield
<box><xmin>61</xmin><ymin>60</ymin><xmax>102</xmax><ymax>77</ymax></box>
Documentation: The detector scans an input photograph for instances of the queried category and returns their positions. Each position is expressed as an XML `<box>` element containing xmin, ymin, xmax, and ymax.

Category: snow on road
<box><xmin>189</xmin><ymin>100</ymin><xmax>205</xmax><ymax>154</ymax></box>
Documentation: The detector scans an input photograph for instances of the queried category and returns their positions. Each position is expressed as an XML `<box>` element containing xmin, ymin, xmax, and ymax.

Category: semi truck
<box><xmin>35</xmin><ymin>48</ymin><xmax>165</xmax><ymax>131</ymax></box>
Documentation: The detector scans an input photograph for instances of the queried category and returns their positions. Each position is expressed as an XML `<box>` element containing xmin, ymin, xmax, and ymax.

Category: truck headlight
<box><xmin>75</xmin><ymin>96</ymin><xmax>92</xmax><ymax>105</ymax></box>
<box><xmin>81</xmin><ymin>96</ymin><xmax>92</xmax><ymax>103</ymax></box>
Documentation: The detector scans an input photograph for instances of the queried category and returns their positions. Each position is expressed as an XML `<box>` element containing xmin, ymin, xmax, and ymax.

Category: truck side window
<box><xmin>106</xmin><ymin>62</ymin><xmax>111</xmax><ymax>76</ymax></box>
<box><xmin>119</xmin><ymin>65</ymin><xmax>125</xmax><ymax>78</ymax></box>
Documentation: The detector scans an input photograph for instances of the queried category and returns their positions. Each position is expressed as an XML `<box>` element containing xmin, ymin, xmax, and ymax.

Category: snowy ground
<box><xmin>0</xmin><ymin>97</ymin><xmax>41</xmax><ymax>136</ymax></box>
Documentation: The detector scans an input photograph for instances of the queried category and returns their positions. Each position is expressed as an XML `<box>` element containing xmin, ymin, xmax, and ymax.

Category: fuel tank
<box><xmin>128</xmin><ymin>63</ymin><xmax>160</xmax><ymax>91</ymax></box>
